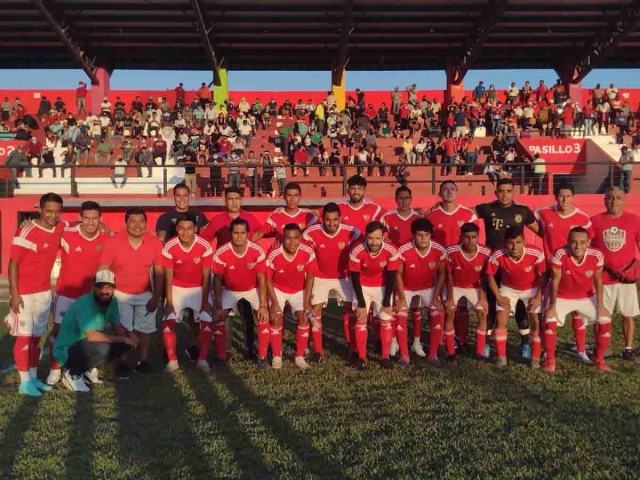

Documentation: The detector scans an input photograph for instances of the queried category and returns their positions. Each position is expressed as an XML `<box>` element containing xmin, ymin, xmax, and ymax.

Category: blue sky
<box><xmin>0</xmin><ymin>69</ymin><xmax>639</xmax><ymax>91</ymax></box>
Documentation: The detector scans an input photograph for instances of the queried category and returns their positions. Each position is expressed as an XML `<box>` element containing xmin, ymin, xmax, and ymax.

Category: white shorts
<box><xmin>167</xmin><ymin>286</ymin><xmax>208</xmax><ymax>322</ymax></box>
<box><xmin>603</xmin><ymin>283</ymin><xmax>640</xmax><ymax>318</ymax></box>
<box><xmin>452</xmin><ymin>287</ymin><xmax>483</xmax><ymax>311</ymax></box>
<box><xmin>4</xmin><ymin>290</ymin><xmax>52</xmax><ymax>337</ymax></box>
<box><xmin>404</xmin><ymin>288</ymin><xmax>435</xmax><ymax>309</ymax></box>
<box><xmin>548</xmin><ymin>296</ymin><xmax>607</xmax><ymax>328</ymax></box>
<box><xmin>221</xmin><ymin>288</ymin><xmax>260</xmax><ymax>313</ymax></box>
<box><xmin>311</xmin><ymin>277</ymin><xmax>352</xmax><ymax>306</ymax></box>
<box><xmin>355</xmin><ymin>285</ymin><xmax>387</xmax><ymax>317</ymax></box>
<box><xmin>273</xmin><ymin>288</ymin><xmax>304</xmax><ymax>313</ymax></box>
<box><xmin>114</xmin><ymin>290</ymin><xmax>156</xmax><ymax>334</ymax></box>
<box><xmin>496</xmin><ymin>287</ymin><xmax>541</xmax><ymax>314</ymax></box>
<box><xmin>52</xmin><ymin>294</ymin><xmax>76</xmax><ymax>325</ymax></box>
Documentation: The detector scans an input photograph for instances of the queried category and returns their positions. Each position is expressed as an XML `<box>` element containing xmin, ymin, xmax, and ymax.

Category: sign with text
<box><xmin>519</xmin><ymin>139</ymin><xmax>586</xmax><ymax>174</ymax></box>
<box><xmin>0</xmin><ymin>140</ymin><xmax>28</xmax><ymax>180</ymax></box>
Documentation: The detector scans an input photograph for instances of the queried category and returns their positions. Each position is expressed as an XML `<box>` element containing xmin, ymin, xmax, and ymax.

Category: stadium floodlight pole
<box><xmin>191</xmin><ymin>0</ymin><xmax>222</xmax><ymax>87</ymax></box>
<box><xmin>30</xmin><ymin>0</ymin><xmax>100</xmax><ymax>85</ymax></box>
<box><xmin>557</xmin><ymin>0</ymin><xmax>640</xmax><ymax>84</ymax></box>
<box><xmin>447</xmin><ymin>0</ymin><xmax>509</xmax><ymax>85</ymax></box>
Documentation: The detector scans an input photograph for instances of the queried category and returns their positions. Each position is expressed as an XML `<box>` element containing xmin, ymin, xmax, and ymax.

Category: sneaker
<box><xmin>521</xmin><ymin>344</ymin><xmax>532</xmax><ymax>360</ymax></box>
<box><xmin>272</xmin><ymin>356</ymin><xmax>283</xmax><ymax>370</ymax></box>
<box><xmin>595</xmin><ymin>361</ymin><xmax>612</xmax><ymax>372</ymax></box>
<box><xmin>531</xmin><ymin>358</ymin><xmax>541</xmax><ymax>369</ymax></box>
<box><xmin>135</xmin><ymin>361</ymin><xmax>152</xmax><ymax>374</ymax></box>
<box><xmin>446</xmin><ymin>354</ymin><xmax>457</xmax><ymax>367</ymax></box>
<box><xmin>428</xmin><ymin>356</ymin><xmax>442</xmax><ymax>368</ymax></box>
<box><xmin>62</xmin><ymin>371</ymin><xmax>90</xmax><ymax>393</ymax></box>
<box><xmin>399</xmin><ymin>355</ymin><xmax>410</xmax><ymax>367</ymax></box>
<box><xmin>196</xmin><ymin>359</ymin><xmax>211</xmax><ymax>373</ymax></box>
<box><xmin>623</xmin><ymin>349</ymin><xmax>634</xmax><ymax>361</ymax></box>
<box><xmin>164</xmin><ymin>360</ymin><xmax>179</xmax><ymax>373</ymax></box>
<box><xmin>294</xmin><ymin>356</ymin><xmax>310</xmax><ymax>370</ymax></box>
<box><xmin>46</xmin><ymin>368</ymin><xmax>61</xmax><ymax>386</ymax></box>
<box><xmin>411</xmin><ymin>343</ymin><xmax>427</xmax><ymax>358</ymax></box>
<box><xmin>185</xmin><ymin>346</ymin><xmax>200</xmax><ymax>363</ymax></box>
<box><xmin>257</xmin><ymin>358</ymin><xmax>270</xmax><ymax>369</ymax></box>
<box><xmin>483</xmin><ymin>344</ymin><xmax>491</xmax><ymax>358</ymax></box>
<box><xmin>495</xmin><ymin>357</ymin><xmax>508</xmax><ymax>369</ymax></box>
<box><xmin>576</xmin><ymin>352</ymin><xmax>593</xmax><ymax>365</ymax></box>
<box><xmin>31</xmin><ymin>377</ymin><xmax>53</xmax><ymax>392</ymax></box>
<box><xmin>83</xmin><ymin>368</ymin><xmax>103</xmax><ymax>385</ymax></box>
<box><xmin>542</xmin><ymin>360</ymin><xmax>556</xmax><ymax>372</ymax></box>
<box><xmin>117</xmin><ymin>365</ymin><xmax>130</xmax><ymax>380</ymax></box>
<box><xmin>389</xmin><ymin>338</ymin><xmax>399</xmax><ymax>357</ymax></box>
<box><xmin>19</xmin><ymin>381</ymin><xmax>42</xmax><ymax>397</ymax></box>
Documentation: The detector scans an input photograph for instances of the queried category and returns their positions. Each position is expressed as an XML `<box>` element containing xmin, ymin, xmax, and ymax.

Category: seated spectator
<box><xmin>4</xmin><ymin>144</ymin><xmax>32</xmax><ymax>188</ymax></box>
<box><xmin>54</xmin><ymin>97</ymin><xmax>66</xmax><ymax>114</ymax></box>
<box><xmin>100</xmin><ymin>97</ymin><xmax>111</xmax><ymax>117</ymax></box>
<box><xmin>27</xmin><ymin>137</ymin><xmax>42</xmax><ymax>165</ymax></box>
<box><xmin>402</xmin><ymin>137</ymin><xmax>416</xmax><ymax>164</ymax></box>
<box><xmin>60</xmin><ymin>145</ymin><xmax>77</xmax><ymax>179</ymax></box>
<box><xmin>238</xmin><ymin>120</ymin><xmax>253</xmax><ymax>147</ymax></box>
<box><xmin>293</xmin><ymin>144</ymin><xmax>308</xmax><ymax>177</ymax></box>
<box><xmin>396</xmin><ymin>156</ymin><xmax>410</xmax><ymax>186</ymax></box>
<box><xmin>364</xmin><ymin>129</ymin><xmax>377</xmax><ymax>150</ymax></box>
<box><xmin>95</xmin><ymin>136</ymin><xmax>114</xmax><ymax>166</ymax></box>
<box><xmin>414</xmin><ymin>137</ymin><xmax>427</xmax><ymax>164</ymax></box>
<box><xmin>37</xmin><ymin>96</ymin><xmax>52</xmax><ymax>116</ymax></box>
<box><xmin>151</xmin><ymin>135</ymin><xmax>167</xmax><ymax>165</ymax></box>
<box><xmin>378</xmin><ymin>121</ymin><xmax>391</xmax><ymax>138</ymax></box>
<box><xmin>145</xmin><ymin>96</ymin><xmax>158</xmax><ymax>111</ymax></box>
<box><xmin>111</xmin><ymin>157</ymin><xmax>128</xmax><ymax>188</ymax></box>
<box><xmin>135</xmin><ymin>146</ymin><xmax>154</xmax><ymax>178</ymax></box>
<box><xmin>38</xmin><ymin>146</ymin><xmax>56</xmax><ymax>178</ymax></box>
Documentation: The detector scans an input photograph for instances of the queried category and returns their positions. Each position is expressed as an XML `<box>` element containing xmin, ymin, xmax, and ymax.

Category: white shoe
<box><xmin>83</xmin><ymin>368</ymin><xmax>103</xmax><ymax>385</ymax></box>
<box><xmin>62</xmin><ymin>371</ymin><xmax>90</xmax><ymax>393</ymax></box>
<box><xmin>272</xmin><ymin>356</ymin><xmax>283</xmax><ymax>369</ymax></box>
<box><xmin>164</xmin><ymin>360</ymin><xmax>179</xmax><ymax>373</ymax></box>
<box><xmin>576</xmin><ymin>352</ymin><xmax>593</xmax><ymax>364</ymax></box>
<box><xmin>389</xmin><ymin>338</ymin><xmax>399</xmax><ymax>357</ymax></box>
<box><xmin>196</xmin><ymin>359</ymin><xmax>211</xmax><ymax>373</ymax></box>
<box><xmin>411</xmin><ymin>342</ymin><xmax>427</xmax><ymax>358</ymax></box>
<box><xmin>294</xmin><ymin>356</ymin><xmax>310</xmax><ymax>370</ymax></box>
<box><xmin>46</xmin><ymin>368</ymin><xmax>61</xmax><ymax>386</ymax></box>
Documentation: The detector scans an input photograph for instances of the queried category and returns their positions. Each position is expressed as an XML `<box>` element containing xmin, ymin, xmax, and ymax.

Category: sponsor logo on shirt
<box><xmin>603</xmin><ymin>226</ymin><xmax>626</xmax><ymax>251</ymax></box>
<box><xmin>409</xmin><ymin>264</ymin><xmax>416</xmax><ymax>268</ymax></box>
<box><xmin>75</xmin><ymin>246</ymin><xmax>82</xmax><ymax>252</ymax></box>
<box><xmin>43</xmin><ymin>242</ymin><xmax>50</xmax><ymax>249</ymax></box>
<box><xmin>176</xmin><ymin>260</ymin><xmax>183</xmax><ymax>264</ymax></box>
<box><xmin>229</xmin><ymin>265</ymin><xmax>236</xmax><ymax>270</ymax></box>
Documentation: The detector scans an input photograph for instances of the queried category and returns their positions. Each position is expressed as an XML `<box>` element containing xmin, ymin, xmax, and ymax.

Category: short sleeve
<box><xmin>261</xmin><ymin>215</ymin><xmax>277</xmax><ymax>235</ymax></box>
<box><xmin>535</xmin><ymin>256</ymin><xmax>547</xmax><ymax>276</ymax></box>
<box><xmin>551</xmin><ymin>251</ymin><xmax>563</xmax><ymax>268</ymax></box>
<box><xmin>10</xmin><ymin>229</ymin><xmax>35</xmax><ymax>264</ymax></box>
<box><xmin>475</xmin><ymin>203</ymin><xmax>486</xmax><ymax>220</ymax></box>
<box><xmin>307</xmin><ymin>212</ymin><xmax>318</xmax><ymax>228</ymax></box>
<box><xmin>348</xmin><ymin>249</ymin><xmax>361</xmax><ymax>273</ymax></box>
<box><xmin>306</xmin><ymin>256</ymin><xmax>319</xmax><ymax>275</ymax></box>
<box><xmin>302</xmin><ymin>230</ymin><xmax>315</xmax><ymax>246</ymax></box>
<box><xmin>386</xmin><ymin>251</ymin><xmax>401</xmax><ymax>272</ymax></box>
<box><xmin>445</xmin><ymin>252</ymin><xmax>454</xmax><ymax>272</ymax></box>
<box><xmin>247</xmin><ymin>214</ymin><xmax>262</xmax><ymax>236</ymax></box>
<box><xmin>523</xmin><ymin>207</ymin><xmax>536</xmax><ymax>226</ymax></box>
<box><xmin>98</xmin><ymin>237</ymin><xmax>116</xmax><ymax>267</ymax></box>
<box><xmin>486</xmin><ymin>255</ymin><xmax>499</xmax><ymax>276</ymax></box>
<box><xmin>155</xmin><ymin>213</ymin><xmax>171</xmax><ymax>236</ymax></box>
<box><xmin>161</xmin><ymin>247</ymin><xmax>174</xmax><ymax>269</ymax></box>
<box><xmin>253</xmin><ymin>247</ymin><xmax>267</xmax><ymax>274</ymax></box>
<box><xmin>199</xmin><ymin>219</ymin><xmax>216</xmax><ymax>242</ymax></box>
<box><xmin>212</xmin><ymin>254</ymin><xmax>226</xmax><ymax>276</ymax></box>
<box><xmin>152</xmin><ymin>238</ymin><xmax>164</xmax><ymax>266</ymax></box>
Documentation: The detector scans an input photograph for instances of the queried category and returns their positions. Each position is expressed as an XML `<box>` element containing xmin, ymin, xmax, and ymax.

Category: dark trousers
<box><xmin>238</xmin><ymin>299</ymin><xmax>255</xmax><ymax>352</ymax></box>
<box><xmin>64</xmin><ymin>339</ymin><xmax>130</xmax><ymax>377</ymax></box>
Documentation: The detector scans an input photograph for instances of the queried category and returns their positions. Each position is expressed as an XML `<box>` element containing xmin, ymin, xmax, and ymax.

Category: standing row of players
<box><xmin>5</xmin><ymin>175</ymin><xmax>638</xmax><ymax>395</ymax></box>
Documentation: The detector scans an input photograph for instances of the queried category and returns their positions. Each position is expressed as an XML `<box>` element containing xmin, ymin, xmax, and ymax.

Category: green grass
<box><xmin>1</xmin><ymin>302</ymin><xmax>640</xmax><ymax>480</ymax></box>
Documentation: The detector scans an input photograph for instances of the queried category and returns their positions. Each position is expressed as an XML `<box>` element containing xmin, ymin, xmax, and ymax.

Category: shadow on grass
<box><xmin>65</xmin><ymin>391</ymin><xmax>95</xmax><ymax>479</ymax></box>
<box><xmin>0</xmin><ymin>393</ymin><xmax>41</xmax><ymax>479</ymax></box>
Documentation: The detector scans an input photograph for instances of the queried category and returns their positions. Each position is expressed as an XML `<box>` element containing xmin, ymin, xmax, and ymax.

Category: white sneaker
<box><xmin>272</xmin><ymin>356</ymin><xmax>283</xmax><ymax>369</ymax></box>
<box><xmin>46</xmin><ymin>368</ymin><xmax>61</xmax><ymax>386</ymax></box>
<box><xmin>62</xmin><ymin>371</ymin><xmax>90</xmax><ymax>393</ymax></box>
<box><xmin>411</xmin><ymin>342</ymin><xmax>427</xmax><ymax>358</ymax></box>
<box><xmin>294</xmin><ymin>356</ymin><xmax>310</xmax><ymax>370</ymax></box>
<box><xmin>164</xmin><ymin>360</ymin><xmax>179</xmax><ymax>373</ymax></box>
<box><xmin>389</xmin><ymin>338</ymin><xmax>399</xmax><ymax>357</ymax></box>
<box><xmin>576</xmin><ymin>352</ymin><xmax>594</xmax><ymax>364</ymax></box>
<box><xmin>83</xmin><ymin>368</ymin><xmax>103</xmax><ymax>385</ymax></box>
<box><xmin>196</xmin><ymin>359</ymin><xmax>211</xmax><ymax>373</ymax></box>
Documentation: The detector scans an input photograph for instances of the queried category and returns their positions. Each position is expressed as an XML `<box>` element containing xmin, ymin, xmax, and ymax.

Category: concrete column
<box><xmin>331</xmin><ymin>68</ymin><xmax>346</xmax><ymax>111</ymax></box>
<box><xmin>445</xmin><ymin>65</ymin><xmax>464</xmax><ymax>106</ymax></box>
<box><xmin>213</xmin><ymin>68</ymin><xmax>228</xmax><ymax>106</ymax></box>
<box><xmin>90</xmin><ymin>67</ymin><xmax>111</xmax><ymax>115</ymax></box>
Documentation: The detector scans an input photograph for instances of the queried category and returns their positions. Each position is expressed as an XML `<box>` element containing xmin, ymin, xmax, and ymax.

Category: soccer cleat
<box><xmin>163</xmin><ymin>360</ymin><xmax>179</xmax><ymax>373</ymax></box>
<box><xmin>542</xmin><ymin>360</ymin><xmax>556</xmax><ymax>372</ymax></box>
<box><xmin>345</xmin><ymin>352</ymin><xmax>358</xmax><ymax>367</ymax></box>
<box><xmin>46</xmin><ymin>369</ymin><xmax>61</xmax><ymax>386</ymax></box>
<box><xmin>531</xmin><ymin>358</ymin><xmax>541</xmax><ymax>369</ymax></box>
<box><xmin>399</xmin><ymin>355</ymin><xmax>410</xmax><ymax>367</ymax></box>
<box><xmin>389</xmin><ymin>338</ymin><xmax>399</xmax><ymax>357</ymax></box>
<box><xmin>622</xmin><ymin>349</ymin><xmax>634</xmax><ymax>361</ymax></box>
<box><xmin>196</xmin><ymin>360</ymin><xmax>211</xmax><ymax>373</ymax></box>
<box><xmin>595</xmin><ymin>361</ymin><xmax>612</xmax><ymax>372</ymax></box>
<box><xmin>62</xmin><ymin>371</ymin><xmax>90</xmax><ymax>393</ymax></box>
<box><xmin>19</xmin><ymin>381</ymin><xmax>42</xmax><ymax>397</ymax></box>
<box><xmin>135</xmin><ymin>361</ymin><xmax>152</xmax><ymax>374</ymax></box>
<box><xmin>482</xmin><ymin>344</ymin><xmax>491</xmax><ymax>359</ymax></box>
<box><xmin>475</xmin><ymin>354</ymin><xmax>490</xmax><ymax>364</ymax></box>
<box><xmin>31</xmin><ymin>377</ymin><xmax>53</xmax><ymax>392</ymax></box>
<box><xmin>411</xmin><ymin>343</ymin><xmax>427</xmax><ymax>358</ymax></box>
<box><xmin>83</xmin><ymin>368</ymin><xmax>103</xmax><ymax>385</ymax></box>
<box><xmin>576</xmin><ymin>352</ymin><xmax>594</xmax><ymax>365</ymax></box>
<box><xmin>446</xmin><ymin>354</ymin><xmax>457</xmax><ymax>367</ymax></box>
<box><xmin>381</xmin><ymin>359</ymin><xmax>394</xmax><ymax>370</ymax></box>
<box><xmin>294</xmin><ymin>356</ymin><xmax>310</xmax><ymax>370</ymax></box>
<box><xmin>185</xmin><ymin>346</ymin><xmax>200</xmax><ymax>363</ymax></box>
<box><xmin>428</xmin><ymin>356</ymin><xmax>442</xmax><ymax>368</ymax></box>
<box><xmin>456</xmin><ymin>343</ymin><xmax>471</xmax><ymax>356</ymax></box>
<box><xmin>355</xmin><ymin>358</ymin><xmax>367</xmax><ymax>371</ymax></box>
<box><xmin>117</xmin><ymin>365</ymin><xmax>130</xmax><ymax>380</ymax></box>
<box><xmin>521</xmin><ymin>345</ymin><xmax>532</xmax><ymax>360</ymax></box>
<box><xmin>308</xmin><ymin>352</ymin><xmax>325</xmax><ymax>364</ymax></box>
<box><xmin>495</xmin><ymin>357</ymin><xmax>508</xmax><ymax>369</ymax></box>
<box><xmin>272</xmin><ymin>356</ymin><xmax>283</xmax><ymax>370</ymax></box>
<box><xmin>257</xmin><ymin>358</ymin><xmax>270</xmax><ymax>369</ymax></box>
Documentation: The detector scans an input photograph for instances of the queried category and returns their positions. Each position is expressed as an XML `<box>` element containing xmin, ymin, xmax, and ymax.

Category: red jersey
<box><xmin>10</xmin><ymin>221</ymin><xmax>65</xmax><ymax>295</ymax></box>
<box><xmin>338</xmin><ymin>200</ymin><xmax>384</xmax><ymax>235</ymax></box>
<box><xmin>302</xmin><ymin>224</ymin><xmax>360</xmax><ymax>279</ymax></box>
<box><xmin>551</xmin><ymin>247</ymin><xmax>604</xmax><ymax>299</ymax></box>
<box><xmin>349</xmin><ymin>241</ymin><xmax>401</xmax><ymax>288</ymax></box>
<box><xmin>200</xmin><ymin>211</ymin><xmax>261</xmax><ymax>247</ymax></box>
<box><xmin>446</xmin><ymin>244</ymin><xmax>492</xmax><ymax>288</ymax></box>
<box><xmin>212</xmin><ymin>241</ymin><xmax>266</xmax><ymax>292</ymax></box>
<box><xmin>56</xmin><ymin>227</ymin><xmax>111</xmax><ymax>299</ymax></box>
<box><xmin>76</xmin><ymin>86</ymin><xmax>87</xmax><ymax>98</ymax></box>
<box><xmin>591</xmin><ymin>212</ymin><xmax>640</xmax><ymax>285</ymax></box>
<box><xmin>162</xmin><ymin>235</ymin><xmax>213</xmax><ymax>288</ymax></box>
<box><xmin>380</xmin><ymin>209</ymin><xmax>420</xmax><ymax>246</ymax></box>
<box><xmin>261</xmin><ymin>208</ymin><xmax>318</xmax><ymax>240</ymax></box>
<box><xmin>266</xmin><ymin>244</ymin><xmax>318</xmax><ymax>294</ymax></box>
<box><xmin>427</xmin><ymin>204</ymin><xmax>478</xmax><ymax>247</ymax></box>
<box><xmin>486</xmin><ymin>247</ymin><xmax>546</xmax><ymax>291</ymax></box>
<box><xmin>99</xmin><ymin>232</ymin><xmax>163</xmax><ymax>295</ymax></box>
<box><xmin>535</xmin><ymin>206</ymin><xmax>593</xmax><ymax>260</ymax></box>
<box><xmin>398</xmin><ymin>241</ymin><xmax>446</xmax><ymax>291</ymax></box>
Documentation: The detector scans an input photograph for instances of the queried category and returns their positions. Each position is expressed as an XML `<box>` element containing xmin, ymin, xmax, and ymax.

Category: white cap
<box><xmin>95</xmin><ymin>269</ymin><xmax>116</xmax><ymax>286</ymax></box>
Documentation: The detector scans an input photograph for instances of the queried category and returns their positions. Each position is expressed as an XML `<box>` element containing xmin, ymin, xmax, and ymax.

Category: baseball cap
<box><xmin>95</xmin><ymin>269</ymin><xmax>116</xmax><ymax>286</ymax></box>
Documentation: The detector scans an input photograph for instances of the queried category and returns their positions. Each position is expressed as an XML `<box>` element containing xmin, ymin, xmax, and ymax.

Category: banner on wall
<box><xmin>519</xmin><ymin>139</ymin><xmax>586</xmax><ymax>174</ymax></box>
<box><xmin>0</xmin><ymin>140</ymin><xmax>27</xmax><ymax>163</ymax></box>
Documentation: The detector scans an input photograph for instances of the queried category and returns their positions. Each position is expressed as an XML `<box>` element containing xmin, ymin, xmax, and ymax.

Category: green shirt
<box><xmin>53</xmin><ymin>293</ymin><xmax>120</xmax><ymax>365</ymax></box>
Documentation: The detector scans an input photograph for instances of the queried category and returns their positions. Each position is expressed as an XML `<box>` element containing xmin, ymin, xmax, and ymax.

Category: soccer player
<box><xmin>591</xmin><ymin>187</ymin><xmax>640</xmax><ymax>360</ymax></box>
<box><xmin>253</xmin><ymin>182</ymin><xmax>318</xmax><ymax>243</ymax></box>
<box><xmin>444</xmin><ymin>223</ymin><xmax>491</xmax><ymax>366</ymax></box>
<box><xmin>212</xmin><ymin>218</ymin><xmax>268</xmax><ymax>364</ymax></box>
<box><xmin>161</xmin><ymin>212</ymin><xmax>214</xmax><ymax>373</ymax></box>
<box><xmin>395</xmin><ymin>218</ymin><xmax>446</xmax><ymax>366</ymax></box>
<box><xmin>47</xmin><ymin>201</ymin><xmax>111</xmax><ymax>386</ymax></box>
<box><xmin>265</xmin><ymin>224</ymin><xmax>318</xmax><ymax>370</ymax></box>
<box><xmin>380</xmin><ymin>186</ymin><xmax>420</xmax><ymax>247</ymax></box>
<box><xmin>303</xmin><ymin>203</ymin><xmax>360</xmax><ymax>358</ymax></box>
<box><xmin>544</xmin><ymin>227</ymin><xmax>611</xmax><ymax>372</ymax></box>
<box><xmin>53</xmin><ymin>270</ymin><xmax>139</xmax><ymax>392</ymax></box>
<box><xmin>5</xmin><ymin>193</ymin><xmax>65</xmax><ymax>396</ymax></box>
<box><xmin>486</xmin><ymin>226</ymin><xmax>545</xmax><ymax>368</ymax></box>
<box><xmin>98</xmin><ymin>207</ymin><xmax>164</xmax><ymax>376</ymax></box>
<box><xmin>349</xmin><ymin>221</ymin><xmax>401</xmax><ymax>370</ymax></box>
<box><xmin>339</xmin><ymin>175</ymin><xmax>384</xmax><ymax>235</ymax></box>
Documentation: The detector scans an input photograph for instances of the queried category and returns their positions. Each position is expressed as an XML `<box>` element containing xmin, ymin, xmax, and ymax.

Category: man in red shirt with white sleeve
<box><xmin>4</xmin><ymin>193</ymin><xmax>65</xmax><ymax>396</ymax></box>
<box><xmin>591</xmin><ymin>187</ymin><xmax>640</xmax><ymax>360</ymax></box>
<box><xmin>486</xmin><ymin>226</ymin><xmax>546</xmax><ymax>368</ymax></box>
<box><xmin>265</xmin><ymin>224</ymin><xmax>317</xmax><ymax>370</ymax></box>
<box><xmin>99</xmin><ymin>207</ymin><xmax>164</xmax><ymax>377</ymax></box>
<box><xmin>444</xmin><ymin>223</ymin><xmax>491</xmax><ymax>366</ymax></box>
<box><xmin>339</xmin><ymin>175</ymin><xmax>384</xmax><ymax>236</ymax></box>
<box><xmin>544</xmin><ymin>227</ymin><xmax>611</xmax><ymax>372</ymax></box>
<box><xmin>395</xmin><ymin>218</ymin><xmax>446</xmax><ymax>367</ymax></box>
<box><xmin>212</xmin><ymin>218</ymin><xmax>268</xmax><ymax>365</ymax></box>
<box><xmin>161</xmin><ymin>212</ymin><xmax>213</xmax><ymax>374</ymax></box>
<box><xmin>303</xmin><ymin>203</ymin><xmax>360</xmax><ymax>359</ymax></box>
<box><xmin>46</xmin><ymin>201</ymin><xmax>111</xmax><ymax>386</ymax></box>
<box><xmin>380</xmin><ymin>186</ymin><xmax>420</xmax><ymax>247</ymax></box>
<box><xmin>349</xmin><ymin>221</ymin><xmax>401</xmax><ymax>370</ymax></box>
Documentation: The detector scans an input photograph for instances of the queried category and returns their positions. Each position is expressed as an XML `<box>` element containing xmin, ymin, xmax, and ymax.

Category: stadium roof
<box><xmin>2</xmin><ymin>0</ymin><xmax>640</xmax><ymax>85</ymax></box>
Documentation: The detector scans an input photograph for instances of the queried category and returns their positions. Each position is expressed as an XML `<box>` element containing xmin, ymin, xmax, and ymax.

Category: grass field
<box><xmin>1</xmin><ymin>301</ymin><xmax>640</xmax><ymax>480</ymax></box>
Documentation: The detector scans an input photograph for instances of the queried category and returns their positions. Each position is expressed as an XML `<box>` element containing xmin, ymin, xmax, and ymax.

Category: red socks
<box><xmin>494</xmin><ymin>328</ymin><xmax>507</xmax><ymax>358</ymax></box>
<box><xmin>14</xmin><ymin>335</ymin><xmax>31</xmax><ymax>373</ymax></box>
<box><xmin>477</xmin><ymin>328</ymin><xmax>488</xmax><ymax>356</ymax></box>
<box><xmin>30</xmin><ymin>336</ymin><xmax>41</xmax><ymax>370</ymax></box>
<box><xmin>213</xmin><ymin>322</ymin><xmax>227</xmax><ymax>361</ymax></box>
<box><xmin>258</xmin><ymin>322</ymin><xmax>271</xmax><ymax>359</ymax></box>
<box><xmin>544</xmin><ymin>320</ymin><xmax>558</xmax><ymax>363</ymax></box>
<box><xmin>312</xmin><ymin>315</ymin><xmax>323</xmax><ymax>356</ymax></box>
<box><xmin>198</xmin><ymin>322</ymin><xmax>213</xmax><ymax>361</ymax></box>
<box><xmin>380</xmin><ymin>318</ymin><xmax>393</xmax><ymax>359</ymax></box>
<box><xmin>355</xmin><ymin>324</ymin><xmax>368</xmax><ymax>361</ymax></box>
<box><xmin>572</xmin><ymin>314</ymin><xmax>586</xmax><ymax>354</ymax></box>
<box><xmin>348</xmin><ymin>313</ymin><xmax>357</xmax><ymax>354</ymax></box>
<box><xmin>270</xmin><ymin>325</ymin><xmax>283</xmax><ymax>357</ymax></box>
<box><xmin>49</xmin><ymin>335</ymin><xmax>60</xmax><ymax>370</ymax></box>
<box><xmin>341</xmin><ymin>308</ymin><xmax>351</xmax><ymax>344</ymax></box>
<box><xmin>395</xmin><ymin>310</ymin><xmax>409</xmax><ymax>357</ymax></box>
<box><xmin>454</xmin><ymin>308</ymin><xmax>470</xmax><ymax>346</ymax></box>
<box><xmin>531</xmin><ymin>332</ymin><xmax>541</xmax><ymax>360</ymax></box>
<box><xmin>429</xmin><ymin>307</ymin><xmax>444</xmax><ymax>358</ymax></box>
<box><xmin>296</xmin><ymin>325</ymin><xmax>310</xmax><ymax>357</ymax></box>
<box><xmin>595</xmin><ymin>321</ymin><xmax>612</xmax><ymax>365</ymax></box>
<box><xmin>162</xmin><ymin>319</ymin><xmax>178</xmax><ymax>362</ymax></box>
<box><xmin>444</xmin><ymin>328</ymin><xmax>456</xmax><ymax>356</ymax></box>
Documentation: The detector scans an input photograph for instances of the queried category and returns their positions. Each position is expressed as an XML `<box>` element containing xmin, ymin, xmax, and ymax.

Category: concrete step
<box><xmin>13</xmin><ymin>175</ymin><xmax>180</xmax><ymax>196</ymax></box>
<box><xmin>589</xmin><ymin>135</ymin><xmax>623</xmax><ymax>162</ymax></box>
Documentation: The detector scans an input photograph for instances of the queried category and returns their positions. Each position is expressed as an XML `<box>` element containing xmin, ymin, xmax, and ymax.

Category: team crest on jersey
<box><xmin>437</xmin><ymin>223</ymin><xmax>443</xmax><ymax>229</ymax></box>
<box><xmin>298</xmin><ymin>223</ymin><xmax>305</xmax><ymax>229</ymax></box>
<box><xmin>296</xmin><ymin>264</ymin><xmax>305</xmax><ymax>272</ymax></box>
<box><xmin>338</xmin><ymin>242</ymin><xmax>346</xmax><ymax>249</ymax></box>
<box><xmin>193</xmin><ymin>257</ymin><xmax>201</xmax><ymax>264</ymax></box>
<box><xmin>514</xmin><ymin>214</ymin><xmax>523</xmax><ymax>224</ymax></box>
<box><xmin>457</xmin><ymin>220</ymin><xmax>464</xmax><ymax>227</ymax></box>
<box><xmin>603</xmin><ymin>226</ymin><xmax>626</xmax><ymax>251</ymax></box>
<box><xmin>586</xmin><ymin>270</ymin><xmax>594</xmax><ymax>278</ymax></box>
<box><xmin>474</xmin><ymin>266</ymin><xmax>482</xmax><ymax>272</ymax></box>
<box><xmin>525</xmin><ymin>266</ymin><xmax>532</xmax><ymax>272</ymax></box>
<box><xmin>428</xmin><ymin>262</ymin><xmax>436</xmax><ymax>269</ymax></box>
<box><xmin>364</xmin><ymin>214</ymin><xmax>371</xmax><ymax>221</ymax></box>
<box><xmin>96</xmin><ymin>244</ymin><xmax>103</xmax><ymax>252</ymax></box>
<box><xmin>248</xmin><ymin>262</ymin><xmax>255</xmax><ymax>269</ymax></box>
<box><xmin>379</xmin><ymin>261</ymin><xmax>387</xmax><ymax>268</ymax></box>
